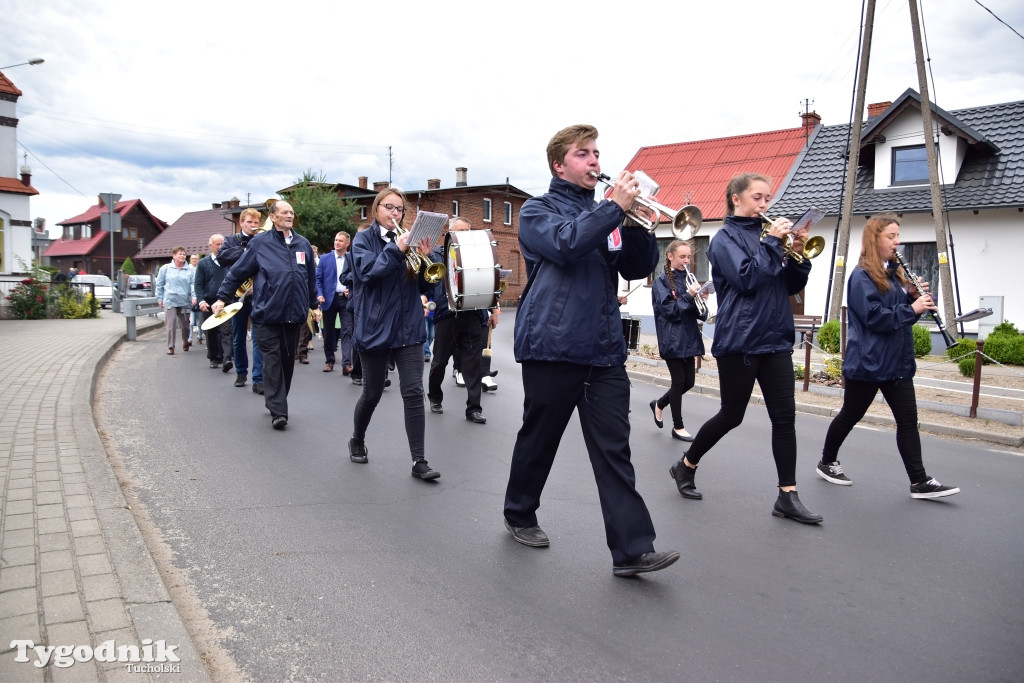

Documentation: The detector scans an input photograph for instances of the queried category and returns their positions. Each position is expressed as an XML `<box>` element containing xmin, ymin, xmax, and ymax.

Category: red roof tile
<box><xmin>0</xmin><ymin>177</ymin><xmax>38</xmax><ymax>195</ymax></box>
<box><xmin>43</xmin><ymin>232</ymin><xmax>108</xmax><ymax>258</ymax></box>
<box><xmin>621</xmin><ymin>127</ymin><xmax>809</xmax><ymax>221</ymax></box>
<box><xmin>58</xmin><ymin>199</ymin><xmax>141</xmax><ymax>225</ymax></box>
<box><xmin>0</xmin><ymin>71</ymin><xmax>23</xmax><ymax>97</ymax></box>
<box><xmin>136</xmin><ymin>206</ymin><xmax>238</xmax><ymax>259</ymax></box>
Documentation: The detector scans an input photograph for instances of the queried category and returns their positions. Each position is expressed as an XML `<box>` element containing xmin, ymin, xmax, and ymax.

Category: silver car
<box><xmin>72</xmin><ymin>274</ymin><xmax>113</xmax><ymax>308</ymax></box>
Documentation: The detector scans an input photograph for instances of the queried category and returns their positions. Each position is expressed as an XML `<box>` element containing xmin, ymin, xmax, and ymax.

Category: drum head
<box><xmin>444</xmin><ymin>229</ymin><xmax>500</xmax><ymax>310</ymax></box>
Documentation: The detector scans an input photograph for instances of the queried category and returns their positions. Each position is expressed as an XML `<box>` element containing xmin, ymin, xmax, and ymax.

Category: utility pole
<box><xmin>908</xmin><ymin>0</ymin><xmax>957</xmax><ymax>333</ymax></box>
<box><xmin>828</xmin><ymin>0</ymin><xmax>877</xmax><ymax>322</ymax></box>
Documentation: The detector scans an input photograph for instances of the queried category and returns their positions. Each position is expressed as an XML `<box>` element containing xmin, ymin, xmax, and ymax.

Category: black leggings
<box><xmin>822</xmin><ymin>377</ymin><xmax>927</xmax><ymax>484</ymax></box>
<box><xmin>352</xmin><ymin>344</ymin><xmax>425</xmax><ymax>461</ymax></box>
<box><xmin>686</xmin><ymin>352</ymin><xmax>797</xmax><ymax>487</ymax></box>
<box><xmin>656</xmin><ymin>357</ymin><xmax>696</xmax><ymax>430</ymax></box>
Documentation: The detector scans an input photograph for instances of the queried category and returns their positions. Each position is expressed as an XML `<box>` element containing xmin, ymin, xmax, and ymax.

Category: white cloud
<box><xmin>4</xmin><ymin>0</ymin><xmax>1023</xmax><ymax>236</ymax></box>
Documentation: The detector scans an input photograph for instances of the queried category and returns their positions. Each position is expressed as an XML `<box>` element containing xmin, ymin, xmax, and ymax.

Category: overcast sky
<box><xmin>4</xmin><ymin>0</ymin><xmax>1023</xmax><ymax>237</ymax></box>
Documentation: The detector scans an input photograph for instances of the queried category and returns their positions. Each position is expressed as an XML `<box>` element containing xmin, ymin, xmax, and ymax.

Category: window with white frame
<box><xmin>360</xmin><ymin>206</ymin><xmax>367</xmax><ymax>221</ymax></box>
<box><xmin>503</xmin><ymin>201</ymin><xmax>512</xmax><ymax>225</ymax></box>
<box><xmin>892</xmin><ymin>145</ymin><xmax>929</xmax><ymax>185</ymax></box>
<box><xmin>452</xmin><ymin>200</ymin><xmax>459</xmax><ymax>216</ymax></box>
<box><xmin>82</xmin><ymin>225</ymin><xmax>92</xmax><ymax>239</ymax></box>
<box><xmin>482</xmin><ymin>198</ymin><xmax>492</xmax><ymax>223</ymax></box>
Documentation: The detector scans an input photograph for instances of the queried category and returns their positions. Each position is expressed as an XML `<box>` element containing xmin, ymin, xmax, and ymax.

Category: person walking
<box><xmin>155</xmin><ymin>246</ymin><xmax>194</xmax><ymax>355</ymax></box>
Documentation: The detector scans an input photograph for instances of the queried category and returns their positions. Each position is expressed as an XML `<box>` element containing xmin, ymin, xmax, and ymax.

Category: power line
<box><xmin>974</xmin><ymin>0</ymin><xmax>1024</xmax><ymax>41</ymax></box>
<box><xmin>17</xmin><ymin>141</ymin><xmax>87</xmax><ymax>197</ymax></box>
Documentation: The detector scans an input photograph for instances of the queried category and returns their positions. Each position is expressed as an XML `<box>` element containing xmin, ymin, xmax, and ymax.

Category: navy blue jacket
<box><xmin>350</xmin><ymin>221</ymin><xmax>429</xmax><ymax>355</ymax></box>
<box><xmin>707</xmin><ymin>215</ymin><xmax>811</xmax><ymax>357</ymax></box>
<box><xmin>193</xmin><ymin>254</ymin><xmax>228</xmax><ymax>305</ymax></box>
<box><xmin>217</xmin><ymin>228</ymin><xmax>317</xmax><ymax>325</ymax></box>
<box><xmin>217</xmin><ymin>229</ymin><xmax>257</xmax><ymax>267</ymax></box>
<box><xmin>514</xmin><ymin>177</ymin><xmax>659</xmax><ymax>366</ymax></box>
<box><xmin>316</xmin><ymin>249</ymin><xmax>353</xmax><ymax>303</ymax></box>
<box><xmin>843</xmin><ymin>265</ymin><xmax>921</xmax><ymax>382</ymax></box>
<box><xmin>652</xmin><ymin>269</ymin><xmax>707</xmax><ymax>360</ymax></box>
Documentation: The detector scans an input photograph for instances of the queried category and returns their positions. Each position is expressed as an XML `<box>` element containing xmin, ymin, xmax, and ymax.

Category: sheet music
<box><xmin>698</xmin><ymin>280</ymin><xmax>715</xmax><ymax>297</ymax></box>
<box><xmin>406</xmin><ymin>210</ymin><xmax>449</xmax><ymax>247</ymax></box>
<box><xmin>791</xmin><ymin>207</ymin><xmax>825</xmax><ymax>233</ymax></box>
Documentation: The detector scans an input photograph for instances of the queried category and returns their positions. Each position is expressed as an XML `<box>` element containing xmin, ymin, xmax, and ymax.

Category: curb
<box><xmin>627</xmin><ymin>368</ymin><xmax>1024</xmax><ymax>448</ymax></box>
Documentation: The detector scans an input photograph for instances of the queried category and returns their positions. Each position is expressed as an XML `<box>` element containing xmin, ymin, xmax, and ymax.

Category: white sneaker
<box><xmin>481</xmin><ymin>376</ymin><xmax>498</xmax><ymax>392</ymax></box>
<box><xmin>455</xmin><ymin>371</ymin><xmax>465</xmax><ymax>387</ymax></box>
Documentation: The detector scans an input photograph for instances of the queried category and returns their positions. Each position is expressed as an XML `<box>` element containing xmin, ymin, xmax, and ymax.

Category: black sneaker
<box><xmin>910</xmin><ymin>478</ymin><xmax>960</xmax><ymax>499</ymax></box>
<box><xmin>348</xmin><ymin>438</ymin><xmax>368</xmax><ymax>464</ymax></box>
<box><xmin>816</xmin><ymin>460</ymin><xmax>852</xmax><ymax>486</ymax></box>
<box><xmin>234</xmin><ymin>375</ymin><xmax>247</xmax><ymax>388</ymax></box>
<box><xmin>252</xmin><ymin>383</ymin><xmax>264</xmax><ymax>395</ymax></box>
<box><xmin>411</xmin><ymin>460</ymin><xmax>440</xmax><ymax>480</ymax></box>
<box><xmin>222</xmin><ymin>360</ymin><xmax>233</xmax><ymax>373</ymax></box>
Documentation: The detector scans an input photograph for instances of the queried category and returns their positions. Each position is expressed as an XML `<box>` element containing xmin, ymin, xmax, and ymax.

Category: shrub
<box><xmin>946</xmin><ymin>337</ymin><xmax>977</xmax><ymax>363</ymax></box>
<box><xmin>816</xmin><ymin>320</ymin><xmax>841</xmax><ymax>354</ymax></box>
<box><xmin>911</xmin><ymin>324</ymin><xmax>932</xmax><ymax>358</ymax></box>
<box><xmin>990</xmin><ymin>320</ymin><xmax>1019</xmax><ymax>337</ymax></box>
<box><xmin>793</xmin><ymin>364</ymin><xmax>805</xmax><ymax>380</ymax></box>
<box><xmin>822</xmin><ymin>355</ymin><xmax>843</xmax><ymax>380</ymax></box>
<box><xmin>57</xmin><ymin>290</ymin><xmax>99</xmax><ymax>319</ymax></box>
<box><xmin>6</xmin><ymin>278</ymin><xmax>52</xmax><ymax>319</ymax></box>
<box><xmin>982</xmin><ymin>333</ymin><xmax>1024</xmax><ymax>366</ymax></box>
<box><xmin>958</xmin><ymin>356</ymin><xmax>976</xmax><ymax>377</ymax></box>
<box><xmin>121</xmin><ymin>258</ymin><xmax>137</xmax><ymax>275</ymax></box>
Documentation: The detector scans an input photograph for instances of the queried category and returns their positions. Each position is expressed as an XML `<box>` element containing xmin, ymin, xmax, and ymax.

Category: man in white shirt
<box><xmin>316</xmin><ymin>231</ymin><xmax>354</xmax><ymax>373</ymax></box>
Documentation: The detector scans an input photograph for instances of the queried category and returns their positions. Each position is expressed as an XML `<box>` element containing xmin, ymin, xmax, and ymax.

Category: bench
<box><xmin>122</xmin><ymin>297</ymin><xmax>163</xmax><ymax>341</ymax></box>
<box><xmin>793</xmin><ymin>314</ymin><xmax>822</xmax><ymax>346</ymax></box>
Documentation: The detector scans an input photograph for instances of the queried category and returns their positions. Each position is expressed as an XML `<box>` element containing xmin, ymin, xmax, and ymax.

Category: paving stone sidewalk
<box><xmin>0</xmin><ymin>313</ymin><xmax>209</xmax><ymax>682</ymax></box>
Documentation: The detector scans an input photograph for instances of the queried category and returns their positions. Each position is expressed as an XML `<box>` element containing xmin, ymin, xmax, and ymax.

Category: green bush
<box><xmin>57</xmin><ymin>290</ymin><xmax>99</xmax><ymax>319</ymax></box>
<box><xmin>946</xmin><ymin>337</ymin><xmax>977</xmax><ymax>362</ymax></box>
<box><xmin>816</xmin><ymin>320</ymin><xmax>841</xmax><ymax>354</ymax></box>
<box><xmin>982</xmin><ymin>333</ymin><xmax>1024</xmax><ymax>366</ymax></box>
<box><xmin>911</xmin><ymin>324</ymin><xmax>932</xmax><ymax>358</ymax></box>
<box><xmin>793</xmin><ymin>363</ymin><xmax>805</xmax><ymax>380</ymax></box>
<box><xmin>958</xmin><ymin>356</ymin><xmax>976</xmax><ymax>377</ymax></box>
<box><xmin>5</xmin><ymin>278</ymin><xmax>52</xmax><ymax>319</ymax></box>
<box><xmin>121</xmin><ymin>258</ymin><xmax>136</xmax><ymax>275</ymax></box>
<box><xmin>990</xmin><ymin>320</ymin><xmax>1019</xmax><ymax>337</ymax></box>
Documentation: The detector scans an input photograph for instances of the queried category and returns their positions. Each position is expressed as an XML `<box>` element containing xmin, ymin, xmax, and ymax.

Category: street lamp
<box><xmin>0</xmin><ymin>58</ymin><xmax>45</xmax><ymax>70</ymax></box>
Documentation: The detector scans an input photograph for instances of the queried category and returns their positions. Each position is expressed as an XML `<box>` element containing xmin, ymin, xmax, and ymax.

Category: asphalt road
<box><xmin>96</xmin><ymin>315</ymin><xmax>1024</xmax><ymax>682</ymax></box>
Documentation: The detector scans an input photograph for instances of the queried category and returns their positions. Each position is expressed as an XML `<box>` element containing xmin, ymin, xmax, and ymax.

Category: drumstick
<box><xmin>482</xmin><ymin>326</ymin><xmax>493</xmax><ymax>358</ymax></box>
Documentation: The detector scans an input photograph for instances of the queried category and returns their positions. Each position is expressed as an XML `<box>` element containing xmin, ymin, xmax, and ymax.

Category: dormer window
<box><xmin>892</xmin><ymin>144</ymin><xmax>928</xmax><ymax>185</ymax></box>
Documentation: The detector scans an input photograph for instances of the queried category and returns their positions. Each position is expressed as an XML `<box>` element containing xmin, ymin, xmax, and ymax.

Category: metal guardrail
<box><xmin>122</xmin><ymin>297</ymin><xmax>162</xmax><ymax>341</ymax></box>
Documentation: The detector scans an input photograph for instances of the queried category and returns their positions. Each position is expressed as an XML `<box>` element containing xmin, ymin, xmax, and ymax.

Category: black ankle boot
<box><xmin>669</xmin><ymin>458</ymin><xmax>702</xmax><ymax>500</ymax></box>
<box><xmin>348</xmin><ymin>438</ymin><xmax>368</xmax><ymax>464</ymax></box>
<box><xmin>772</xmin><ymin>490</ymin><xmax>822</xmax><ymax>524</ymax></box>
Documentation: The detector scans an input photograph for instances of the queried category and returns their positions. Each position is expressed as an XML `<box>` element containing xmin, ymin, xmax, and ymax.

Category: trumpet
<box><xmin>589</xmin><ymin>171</ymin><xmax>702</xmax><ymax>240</ymax></box>
<box><xmin>393</xmin><ymin>219</ymin><xmax>446</xmax><ymax>284</ymax></box>
<box><xmin>758</xmin><ymin>213</ymin><xmax>825</xmax><ymax>262</ymax></box>
<box><xmin>683</xmin><ymin>265</ymin><xmax>708</xmax><ymax>317</ymax></box>
<box><xmin>891</xmin><ymin>249</ymin><xmax>958</xmax><ymax>349</ymax></box>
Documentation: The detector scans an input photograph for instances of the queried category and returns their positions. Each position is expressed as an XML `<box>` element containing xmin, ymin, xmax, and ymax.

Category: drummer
<box><xmin>426</xmin><ymin>217</ymin><xmax>498</xmax><ymax>424</ymax></box>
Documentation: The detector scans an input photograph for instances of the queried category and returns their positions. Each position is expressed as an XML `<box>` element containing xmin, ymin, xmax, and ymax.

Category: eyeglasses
<box><xmin>381</xmin><ymin>203</ymin><xmax>406</xmax><ymax>213</ymax></box>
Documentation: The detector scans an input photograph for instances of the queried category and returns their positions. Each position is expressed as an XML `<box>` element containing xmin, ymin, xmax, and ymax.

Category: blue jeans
<box><xmin>424</xmin><ymin>317</ymin><xmax>435</xmax><ymax>357</ymax></box>
<box><xmin>231</xmin><ymin>298</ymin><xmax>263</xmax><ymax>383</ymax></box>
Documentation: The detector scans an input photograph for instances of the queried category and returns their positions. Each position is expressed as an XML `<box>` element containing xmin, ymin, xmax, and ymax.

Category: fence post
<box><xmin>803</xmin><ymin>331</ymin><xmax>812</xmax><ymax>392</ymax></box>
<box><xmin>970</xmin><ymin>339</ymin><xmax>984</xmax><ymax>418</ymax></box>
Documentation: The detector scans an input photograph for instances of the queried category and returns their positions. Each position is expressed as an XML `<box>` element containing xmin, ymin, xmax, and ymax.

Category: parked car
<box><xmin>72</xmin><ymin>274</ymin><xmax>113</xmax><ymax>308</ymax></box>
<box><xmin>125</xmin><ymin>274</ymin><xmax>153</xmax><ymax>298</ymax></box>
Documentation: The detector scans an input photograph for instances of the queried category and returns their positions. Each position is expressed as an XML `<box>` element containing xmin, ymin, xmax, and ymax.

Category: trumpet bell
<box><xmin>200</xmin><ymin>302</ymin><xmax>243</xmax><ymax>331</ymax></box>
<box><xmin>423</xmin><ymin>261</ymin><xmax>446</xmax><ymax>284</ymax></box>
<box><xmin>803</xmin><ymin>235</ymin><xmax>825</xmax><ymax>260</ymax></box>
<box><xmin>672</xmin><ymin>205</ymin><xmax>703</xmax><ymax>241</ymax></box>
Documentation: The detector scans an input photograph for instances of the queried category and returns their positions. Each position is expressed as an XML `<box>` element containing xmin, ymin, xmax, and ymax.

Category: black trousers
<box><xmin>200</xmin><ymin>309</ymin><xmax>233</xmax><ymax>364</ymax></box>
<box><xmin>352</xmin><ymin>345</ymin><xmax>425</xmax><ymax>461</ymax></box>
<box><xmin>321</xmin><ymin>292</ymin><xmax>353</xmax><ymax>367</ymax></box>
<box><xmin>253</xmin><ymin>322</ymin><xmax>300</xmax><ymax>419</ymax></box>
<box><xmin>428</xmin><ymin>313</ymin><xmax>484</xmax><ymax>415</ymax></box>
<box><xmin>504</xmin><ymin>361</ymin><xmax>656</xmax><ymax>564</ymax></box>
<box><xmin>656</xmin><ymin>356</ymin><xmax>697</xmax><ymax>430</ymax></box>
<box><xmin>822</xmin><ymin>377</ymin><xmax>928</xmax><ymax>483</ymax></box>
<box><xmin>685</xmin><ymin>352</ymin><xmax>798</xmax><ymax>487</ymax></box>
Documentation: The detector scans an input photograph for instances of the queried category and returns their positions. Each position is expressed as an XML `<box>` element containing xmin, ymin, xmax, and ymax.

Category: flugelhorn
<box><xmin>891</xmin><ymin>249</ymin><xmax>958</xmax><ymax>349</ymax></box>
<box><xmin>589</xmin><ymin>171</ymin><xmax>702</xmax><ymax>240</ymax></box>
<box><xmin>758</xmin><ymin>213</ymin><xmax>825</xmax><ymax>262</ymax></box>
<box><xmin>393</xmin><ymin>219</ymin><xmax>446</xmax><ymax>284</ymax></box>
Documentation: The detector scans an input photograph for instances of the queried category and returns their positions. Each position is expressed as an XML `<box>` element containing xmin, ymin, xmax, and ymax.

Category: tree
<box><xmin>121</xmin><ymin>258</ymin><xmax>137</xmax><ymax>275</ymax></box>
<box><xmin>283</xmin><ymin>169</ymin><xmax>360</xmax><ymax>253</ymax></box>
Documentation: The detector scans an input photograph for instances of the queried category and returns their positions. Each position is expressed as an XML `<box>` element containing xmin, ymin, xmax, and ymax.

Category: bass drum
<box><xmin>444</xmin><ymin>229</ymin><xmax>500</xmax><ymax>311</ymax></box>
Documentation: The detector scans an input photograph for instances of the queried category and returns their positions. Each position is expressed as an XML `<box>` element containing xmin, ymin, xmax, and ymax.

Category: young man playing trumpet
<box><xmin>502</xmin><ymin>124</ymin><xmax>680</xmax><ymax>577</ymax></box>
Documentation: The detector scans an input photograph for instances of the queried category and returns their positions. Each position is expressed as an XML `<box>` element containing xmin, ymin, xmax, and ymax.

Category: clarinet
<box><xmin>890</xmin><ymin>250</ymin><xmax>957</xmax><ymax>349</ymax></box>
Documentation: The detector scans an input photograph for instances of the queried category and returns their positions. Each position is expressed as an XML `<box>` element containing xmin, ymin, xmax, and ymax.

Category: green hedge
<box><xmin>816</xmin><ymin>320</ymin><xmax>841</xmax><ymax>354</ymax></box>
<box><xmin>911</xmin><ymin>324</ymin><xmax>932</xmax><ymax>358</ymax></box>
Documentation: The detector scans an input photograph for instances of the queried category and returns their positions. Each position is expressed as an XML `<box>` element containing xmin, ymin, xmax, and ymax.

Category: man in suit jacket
<box><xmin>193</xmin><ymin>234</ymin><xmax>233</xmax><ymax>370</ymax></box>
<box><xmin>316</xmin><ymin>231</ymin><xmax>355</xmax><ymax>373</ymax></box>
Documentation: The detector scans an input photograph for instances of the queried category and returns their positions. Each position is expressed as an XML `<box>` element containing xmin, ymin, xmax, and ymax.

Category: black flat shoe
<box><xmin>649</xmin><ymin>400</ymin><xmax>663</xmax><ymax>429</ymax></box>
<box><xmin>772</xmin><ymin>490</ymin><xmax>823</xmax><ymax>524</ymax></box>
<box><xmin>672</xmin><ymin>428</ymin><xmax>694</xmax><ymax>442</ymax></box>
<box><xmin>613</xmin><ymin>550</ymin><xmax>680</xmax><ymax>577</ymax></box>
<box><xmin>504</xmin><ymin>519</ymin><xmax>549</xmax><ymax>547</ymax></box>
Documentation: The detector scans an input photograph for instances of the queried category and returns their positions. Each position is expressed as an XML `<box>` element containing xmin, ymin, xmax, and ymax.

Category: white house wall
<box><xmin>872</xmin><ymin>110</ymin><xmax>962</xmax><ymax>188</ymax></box>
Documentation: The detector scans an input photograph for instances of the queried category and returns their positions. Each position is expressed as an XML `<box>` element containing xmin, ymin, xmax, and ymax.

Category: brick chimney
<box><xmin>868</xmin><ymin>101</ymin><xmax>892</xmax><ymax>118</ymax></box>
<box><xmin>801</xmin><ymin>111</ymin><xmax>821</xmax><ymax>139</ymax></box>
<box><xmin>358</xmin><ymin>176</ymin><xmax>368</xmax><ymax>189</ymax></box>
<box><xmin>229</xmin><ymin>197</ymin><xmax>240</xmax><ymax>208</ymax></box>
<box><xmin>455</xmin><ymin>167</ymin><xmax>468</xmax><ymax>187</ymax></box>
<box><xmin>427</xmin><ymin>178</ymin><xmax>441</xmax><ymax>190</ymax></box>
<box><xmin>373</xmin><ymin>181</ymin><xmax>390</xmax><ymax>192</ymax></box>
